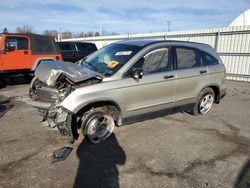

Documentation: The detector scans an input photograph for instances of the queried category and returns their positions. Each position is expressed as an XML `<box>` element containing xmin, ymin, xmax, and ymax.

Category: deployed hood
<box><xmin>35</xmin><ymin>61</ymin><xmax>103</xmax><ymax>87</ymax></box>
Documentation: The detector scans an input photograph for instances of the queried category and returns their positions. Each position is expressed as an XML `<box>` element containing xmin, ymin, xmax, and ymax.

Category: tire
<box><xmin>0</xmin><ymin>78</ymin><xmax>6</xmax><ymax>89</ymax></box>
<box><xmin>189</xmin><ymin>87</ymin><xmax>215</xmax><ymax>115</ymax></box>
<box><xmin>81</xmin><ymin>107</ymin><xmax>115</xmax><ymax>144</ymax></box>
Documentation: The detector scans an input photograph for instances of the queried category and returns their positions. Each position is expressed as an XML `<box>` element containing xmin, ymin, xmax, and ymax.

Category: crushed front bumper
<box><xmin>27</xmin><ymin>99</ymin><xmax>77</xmax><ymax>143</ymax></box>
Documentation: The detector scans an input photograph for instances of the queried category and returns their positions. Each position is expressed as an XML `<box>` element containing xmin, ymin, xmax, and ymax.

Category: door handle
<box><xmin>24</xmin><ymin>50</ymin><xmax>28</xmax><ymax>55</ymax></box>
<box><xmin>200</xmin><ymin>70</ymin><xmax>207</xmax><ymax>74</ymax></box>
<box><xmin>164</xmin><ymin>75</ymin><xmax>174</xmax><ymax>79</ymax></box>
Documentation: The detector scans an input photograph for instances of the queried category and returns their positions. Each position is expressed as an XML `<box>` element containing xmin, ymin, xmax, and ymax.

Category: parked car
<box><xmin>27</xmin><ymin>39</ymin><xmax>226</xmax><ymax>144</ymax></box>
<box><xmin>57</xmin><ymin>41</ymin><xmax>97</xmax><ymax>63</ymax></box>
<box><xmin>0</xmin><ymin>33</ymin><xmax>61</xmax><ymax>78</ymax></box>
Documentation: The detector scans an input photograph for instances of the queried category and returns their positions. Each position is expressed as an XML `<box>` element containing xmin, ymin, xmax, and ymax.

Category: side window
<box><xmin>142</xmin><ymin>48</ymin><xmax>170</xmax><ymax>74</ymax></box>
<box><xmin>5</xmin><ymin>37</ymin><xmax>28</xmax><ymax>50</ymax></box>
<box><xmin>202</xmin><ymin>52</ymin><xmax>219</xmax><ymax>66</ymax></box>
<box><xmin>59</xmin><ymin>43</ymin><xmax>73</xmax><ymax>51</ymax></box>
<box><xmin>176</xmin><ymin>48</ymin><xmax>200</xmax><ymax>69</ymax></box>
<box><xmin>75</xmin><ymin>43</ymin><xmax>85</xmax><ymax>51</ymax></box>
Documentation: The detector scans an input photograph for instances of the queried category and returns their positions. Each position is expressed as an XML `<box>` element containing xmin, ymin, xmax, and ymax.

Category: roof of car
<box><xmin>115</xmin><ymin>39</ymin><xmax>218</xmax><ymax>59</ymax></box>
<box><xmin>115</xmin><ymin>39</ymin><xmax>209</xmax><ymax>48</ymax></box>
<box><xmin>0</xmin><ymin>32</ymin><xmax>53</xmax><ymax>38</ymax></box>
<box><xmin>56</xmin><ymin>41</ymin><xmax>93</xmax><ymax>44</ymax></box>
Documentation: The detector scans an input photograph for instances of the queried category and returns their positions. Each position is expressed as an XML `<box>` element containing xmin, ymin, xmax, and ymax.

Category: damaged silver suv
<box><xmin>28</xmin><ymin>40</ymin><xmax>226</xmax><ymax>144</ymax></box>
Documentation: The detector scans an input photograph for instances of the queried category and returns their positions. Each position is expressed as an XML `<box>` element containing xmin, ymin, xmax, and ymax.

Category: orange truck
<box><xmin>0</xmin><ymin>33</ymin><xmax>62</xmax><ymax>83</ymax></box>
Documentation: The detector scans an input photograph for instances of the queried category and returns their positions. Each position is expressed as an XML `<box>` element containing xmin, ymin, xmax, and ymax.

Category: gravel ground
<box><xmin>0</xmin><ymin>78</ymin><xmax>249</xmax><ymax>188</ymax></box>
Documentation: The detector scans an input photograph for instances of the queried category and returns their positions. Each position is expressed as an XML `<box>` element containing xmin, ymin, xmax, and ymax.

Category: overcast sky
<box><xmin>0</xmin><ymin>0</ymin><xmax>249</xmax><ymax>34</ymax></box>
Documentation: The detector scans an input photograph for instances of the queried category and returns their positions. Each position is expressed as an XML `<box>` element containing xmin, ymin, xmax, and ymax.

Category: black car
<box><xmin>57</xmin><ymin>41</ymin><xmax>97</xmax><ymax>63</ymax></box>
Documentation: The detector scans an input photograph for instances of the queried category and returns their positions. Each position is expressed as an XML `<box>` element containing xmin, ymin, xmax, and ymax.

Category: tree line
<box><xmin>2</xmin><ymin>25</ymin><xmax>119</xmax><ymax>39</ymax></box>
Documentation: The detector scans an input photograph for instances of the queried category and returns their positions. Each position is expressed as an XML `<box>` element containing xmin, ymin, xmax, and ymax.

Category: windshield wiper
<box><xmin>77</xmin><ymin>57</ymin><xmax>87</xmax><ymax>65</ymax></box>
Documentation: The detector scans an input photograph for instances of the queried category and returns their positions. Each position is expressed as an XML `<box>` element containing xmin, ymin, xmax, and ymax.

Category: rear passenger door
<box><xmin>174</xmin><ymin>47</ymin><xmax>208</xmax><ymax>106</ymax></box>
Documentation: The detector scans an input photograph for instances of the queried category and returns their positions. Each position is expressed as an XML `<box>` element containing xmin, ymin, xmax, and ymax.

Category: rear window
<box><xmin>76</xmin><ymin>43</ymin><xmax>97</xmax><ymax>51</ymax></box>
<box><xmin>58</xmin><ymin>43</ymin><xmax>73</xmax><ymax>51</ymax></box>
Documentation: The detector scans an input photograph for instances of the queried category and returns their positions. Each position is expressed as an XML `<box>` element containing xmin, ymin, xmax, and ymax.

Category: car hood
<box><xmin>35</xmin><ymin>61</ymin><xmax>103</xmax><ymax>87</ymax></box>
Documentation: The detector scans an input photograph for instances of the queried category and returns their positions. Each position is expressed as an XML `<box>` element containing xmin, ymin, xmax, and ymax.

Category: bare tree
<box><xmin>61</xmin><ymin>31</ymin><xmax>73</xmax><ymax>39</ymax></box>
<box><xmin>43</xmin><ymin>29</ymin><xmax>58</xmax><ymax>37</ymax></box>
<box><xmin>3</xmin><ymin>27</ymin><xmax>9</xmax><ymax>33</ymax></box>
<box><xmin>94</xmin><ymin>32</ymin><xmax>100</xmax><ymax>36</ymax></box>
<box><xmin>83</xmin><ymin>31</ymin><xmax>94</xmax><ymax>37</ymax></box>
<box><xmin>110</xmin><ymin>32</ymin><xmax>119</xmax><ymax>36</ymax></box>
<box><xmin>74</xmin><ymin>32</ymin><xmax>85</xmax><ymax>38</ymax></box>
<box><xmin>16</xmin><ymin>25</ymin><xmax>33</xmax><ymax>33</ymax></box>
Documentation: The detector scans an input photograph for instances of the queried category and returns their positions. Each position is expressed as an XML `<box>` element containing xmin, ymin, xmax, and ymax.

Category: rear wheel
<box><xmin>81</xmin><ymin>107</ymin><xmax>115</xmax><ymax>144</ymax></box>
<box><xmin>189</xmin><ymin>88</ymin><xmax>215</xmax><ymax>115</ymax></box>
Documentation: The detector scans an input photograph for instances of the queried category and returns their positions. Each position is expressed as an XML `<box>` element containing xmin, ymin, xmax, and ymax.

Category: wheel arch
<box><xmin>75</xmin><ymin>100</ymin><xmax>123</xmax><ymax>126</ymax></box>
<box><xmin>209</xmin><ymin>85</ymin><xmax>220</xmax><ymax>104</ymax></box>
<box><xmin>198</xmin><ymin>85</ymin><xmax>220</xmax><ymax>104</ymax></box>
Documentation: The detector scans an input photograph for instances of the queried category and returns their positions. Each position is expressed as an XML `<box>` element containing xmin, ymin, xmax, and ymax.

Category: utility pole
<box><xmin>167</xmin><ymin>20</ymin><xmax>171</xmax><ymax>32</ymax></box>
<box><xmin>99</xmin><ymin>23</ymin><xmax>102</xmax><ymax>36</ymax></box>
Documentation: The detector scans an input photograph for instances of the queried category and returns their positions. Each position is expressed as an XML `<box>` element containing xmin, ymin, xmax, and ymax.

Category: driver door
<box><xmin>123</xmin><ymin>47</ymin><xmax>176</xmax><ymax>118</ymax></box>
<box><xmin>1</xmin><ymin>35</ymin><xmax>31</xmax><ymax>70</ymax></box>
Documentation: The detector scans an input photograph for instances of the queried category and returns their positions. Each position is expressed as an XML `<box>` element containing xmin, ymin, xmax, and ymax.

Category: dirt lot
<box><xmin>0</xmin><ymin>77</ymin><xmax>250</xmax><ymax>188</ymax></box>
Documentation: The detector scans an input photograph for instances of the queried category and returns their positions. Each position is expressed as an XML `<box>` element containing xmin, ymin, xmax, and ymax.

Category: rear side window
<box><xmin>75</xmin><ymin>43</ymin><xmax>85</xmax><ymax>51</ymax></box>
<box><xmin>142</xmin><ymin>48</ymin><xmax>170</xmax><ymax>74</ymax></box>
<box><xmin>58</xmin><ymin>43</ymin><xmax>73</xmax><ymax>51</ymax></box>
<box><xmin>176</xmin><ymin>48</ymin><xmax>200</xmax><ymax>69</ymax></box>
<box><xmin>202</xmin><ymin>52</ymin><xmax>219</xmax><ymax>66</ymax></box>
<box><xmin>5</xmin><ymin>37</ymin><xmax>28</xmax><ymax>50</ymax></box>
<box><xmin>34</xmin><ymin>37</ymin><xmax>54</xmax><ymax>53</ymax></box>
<box><xmin>76</xmin><ymin>43</ymin><xmax>97</xmax><ymax>51</ymax></box>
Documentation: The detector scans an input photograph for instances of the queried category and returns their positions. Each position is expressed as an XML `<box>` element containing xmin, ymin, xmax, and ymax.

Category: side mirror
<box><xmin>131</xmin><ymin>68</ymin><xmax>144</xmax><ymax>80</ymax></box>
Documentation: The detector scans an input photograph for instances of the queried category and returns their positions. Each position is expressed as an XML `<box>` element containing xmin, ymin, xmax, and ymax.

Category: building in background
<box><xmin>229</xmin><ymin>9</ymin><xmax>250</xmax><ymax>27</ymax></box>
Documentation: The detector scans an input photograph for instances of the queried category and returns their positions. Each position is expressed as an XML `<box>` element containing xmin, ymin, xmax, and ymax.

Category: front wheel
<box><xmin>189</xmin><ymin>88</ymin><xmax>215</xmax><ymax>115</ymax></box>
<box><xmin>81</xmin><ymin>107</ymin><xmax>115</xmax><ymax>144</ymax></box>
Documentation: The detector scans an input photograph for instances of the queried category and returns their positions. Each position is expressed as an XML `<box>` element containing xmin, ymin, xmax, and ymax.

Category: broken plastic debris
<box><xmin>51</xmin><ymin>147</ymin><xmax>73</xmax><ymax>163</ymax></box>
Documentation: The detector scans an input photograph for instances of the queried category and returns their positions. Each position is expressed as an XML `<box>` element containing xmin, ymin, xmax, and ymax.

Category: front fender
<box><xmin>60</xmin><ymin>88</ymin><xmax>124</xmax><ymax>115</ymax></box>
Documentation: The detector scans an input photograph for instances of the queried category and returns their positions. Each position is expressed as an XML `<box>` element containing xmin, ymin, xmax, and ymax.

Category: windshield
<box><xmin>77</xmin><ymin>43</ymin><xmax>141</xmax><ymax>76</ymax></box>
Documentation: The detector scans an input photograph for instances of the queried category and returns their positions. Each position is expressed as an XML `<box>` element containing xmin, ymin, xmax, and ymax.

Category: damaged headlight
<box><xmin>46</xmin><ymin>69</ymin><xmax>61</xmax><ymax>87</ymax></box>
